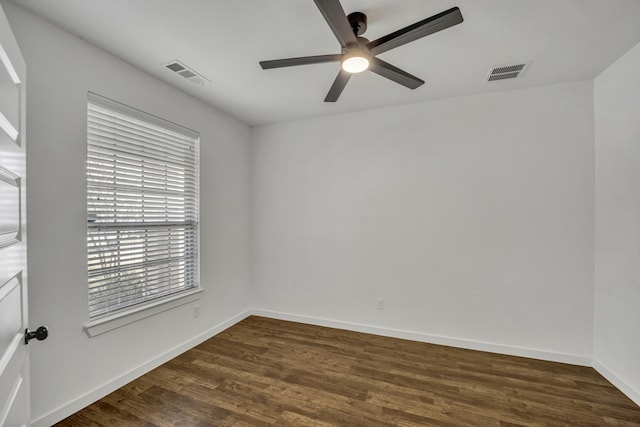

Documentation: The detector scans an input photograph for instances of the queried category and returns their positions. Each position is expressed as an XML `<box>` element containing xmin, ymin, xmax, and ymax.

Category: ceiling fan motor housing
<box><xmin>342</xmin><ymin>37</ymin><xmax>370</xmax><ymax>53</ymax></box>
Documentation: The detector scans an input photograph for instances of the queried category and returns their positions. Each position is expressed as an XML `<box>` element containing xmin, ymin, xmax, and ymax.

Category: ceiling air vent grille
<box><xmin>486</xmin><ymin>62</ymin><xmax>530</xmax><ymax>82</ymax></box>
<box><xmin>164</xmin><ymin>60</ymin><xmax>210</xmax><ymax>85</ymax></box>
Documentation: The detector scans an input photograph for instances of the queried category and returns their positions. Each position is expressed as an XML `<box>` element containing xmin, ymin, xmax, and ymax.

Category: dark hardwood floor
<box><xmin>56</xmin><ymin>316</ymin><xmax>640</xmax><ymax>426</ymax></box>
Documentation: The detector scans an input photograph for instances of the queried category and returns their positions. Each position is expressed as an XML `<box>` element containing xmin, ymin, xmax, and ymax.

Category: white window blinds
<box><xmin>87</xmin><ymin>93</ymin><xmax>199</xmax><ymax>318</ymax></box>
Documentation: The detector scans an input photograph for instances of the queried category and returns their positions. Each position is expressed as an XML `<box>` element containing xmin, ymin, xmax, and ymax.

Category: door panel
<box><xmin>0</xmin><ymin>277</ymin><xmax>21</xmax><ymax>351</ymax></box>
<box><xmin>0</xmin><ymin>2</ymin><xmax>28</xmax><ymax>426</ymax></box>
<box><xmin>0</xmin><ymin>170</ymin><xmax>20</xmax><ymax>246</ymax></box>
<box><xmin>0</xmin><ymin>58</ymin><xmax>19</xmax><ymax>135</ymax></box>
<box><xmin>0</xmin><ymin>332</ymin><xmax>26</xmax><ymax>426</ymax></box>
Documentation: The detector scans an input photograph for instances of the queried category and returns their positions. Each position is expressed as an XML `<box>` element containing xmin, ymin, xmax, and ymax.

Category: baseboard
<box><xmin>593</xmin><ymin>359</ymin><xmax>640</xmax><ymax>406</ymax></box>
<box><xmin>31</xmin><ymin>308</ymin><xmax>252</xmax><ymax>427</ymax></box>
<box><xmin>250</xmin><ymin>308</ymin><xmax>592</xmax><ymax>367</ymax></box>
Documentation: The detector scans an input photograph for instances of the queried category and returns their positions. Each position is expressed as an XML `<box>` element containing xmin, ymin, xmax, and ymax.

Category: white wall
<box><xmin>594</xmin><ymin>41</ymin><xmax>640</xmax><ymax>404</ymax></box>
<box><xmin>252</xmin><ymin>81</ymin><xmax>595</xmax><ymax>363</ymax></box>
<box><xmin>3</xmin><ymin>3</ymin><xmax>252</xmax><ymax>425</ymax></box>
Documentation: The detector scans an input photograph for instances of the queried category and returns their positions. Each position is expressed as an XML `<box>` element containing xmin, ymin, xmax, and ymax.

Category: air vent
<box><xmin>166</xmin><ymin>62</ymin><xmax>185</xmax><ymax>72</ymax></box>
<box><xmin>486</xmin><ymin>62</ymin><xmax>531</xmax><ymax>82</ymax></box>
<box><xmin>164</xmin><ymin>60</ymin><xmax>210</xmax><ymax>85</ymax></box>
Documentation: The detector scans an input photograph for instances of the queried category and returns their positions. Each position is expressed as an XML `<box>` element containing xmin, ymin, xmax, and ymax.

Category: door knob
<box><xmin>25</xmin><ymin>326</ymin><xmax>48</xmax><ymax>344</ymax></box>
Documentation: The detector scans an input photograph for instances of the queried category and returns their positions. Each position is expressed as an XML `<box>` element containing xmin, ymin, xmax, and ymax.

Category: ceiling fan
<box><xmin>259</xmin><ymin>0</ymin><xmax>464</xmax><ymax>102</ymax></box>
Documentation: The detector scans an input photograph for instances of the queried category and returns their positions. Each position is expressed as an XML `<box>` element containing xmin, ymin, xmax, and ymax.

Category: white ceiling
<box><xmin>10</xmin><ymin>0</ymin><xmax>640</xmax><ymax>126</ymax></box>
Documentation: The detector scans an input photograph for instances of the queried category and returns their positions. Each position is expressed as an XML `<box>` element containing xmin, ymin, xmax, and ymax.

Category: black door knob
<box><xmin>25</xmin><ymin>326</ymin><xmax>48</xmax><ymax>344</ymax></box>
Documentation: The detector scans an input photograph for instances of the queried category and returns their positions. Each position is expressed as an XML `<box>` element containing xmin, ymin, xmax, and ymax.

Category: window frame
<box><xmin>84</xmin><ymin>92</ymin><xmax>201</xmax><ymax>336</ymax></box>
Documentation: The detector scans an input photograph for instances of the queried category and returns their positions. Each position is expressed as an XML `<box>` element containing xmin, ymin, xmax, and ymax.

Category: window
<box><xmin>86</xmin><ymin>93</ymin><xmax>199</xmax><ymax>318</ymax></box>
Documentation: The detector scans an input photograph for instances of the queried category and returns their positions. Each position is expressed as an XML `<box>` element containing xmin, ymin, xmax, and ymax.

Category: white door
<box><xmin>0</xmin><ymin>3</ymin><xmax>29</xmax><ymax>427</ymax></box>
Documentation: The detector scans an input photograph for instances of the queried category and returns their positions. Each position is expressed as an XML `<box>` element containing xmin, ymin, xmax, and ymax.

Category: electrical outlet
<box><xmin>377</xmin><ymin>298</ymin><xmax>384</xmax><ymax>310</ymax></box>
<box><xmin>193</xmin><ymin>304</ymin><xmax>200</xmax><ymax>318</ymax></box>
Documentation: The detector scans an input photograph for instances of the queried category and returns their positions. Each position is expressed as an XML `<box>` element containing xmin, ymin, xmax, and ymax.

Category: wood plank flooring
<box><xmin>56</xmin><ymin>316</ymin><xmax>640</xmax><ymax>426</ymax></box>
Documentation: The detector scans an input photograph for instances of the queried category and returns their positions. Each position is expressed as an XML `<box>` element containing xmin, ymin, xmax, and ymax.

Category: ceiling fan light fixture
<box><xmin>341</xmin><ymin>50</ymin><xmax>370</xmax><ymax>73</ymax></box>
<box><xmin>259</xmin><ymin>2</ymin><xmax>464</xmax><ymax>102</ymax></box>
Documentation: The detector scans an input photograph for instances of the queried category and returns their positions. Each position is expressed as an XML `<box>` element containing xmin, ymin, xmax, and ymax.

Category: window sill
<box><xmin>84</xmin><ymin>288</ymin><xmax>203</xmax><ymax>337</ymax></box>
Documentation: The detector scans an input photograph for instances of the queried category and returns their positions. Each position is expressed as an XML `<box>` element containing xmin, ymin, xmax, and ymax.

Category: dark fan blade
<box><xmin>313</xmin><ymin>0</ymin><xmax>358</xmax><ymax>48</ymax></box>
<box><xmin>324</xmin><ymin>70</ymin><xmax>351</xmax><ymax>102</ymax></box>
<box><xmin>260</xmin><ymin>54</ymin><xmax>342</xmax><ymax>69</ymax></box>
<box><xmin>369</xmin><ymin>57</ymin><xmax>425</xmax><ymax>89</ymax></box>
<box><xmin>367</xmin><ymin>7</ymin><xmax>463</xmax><ymax>56</ymax></box>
